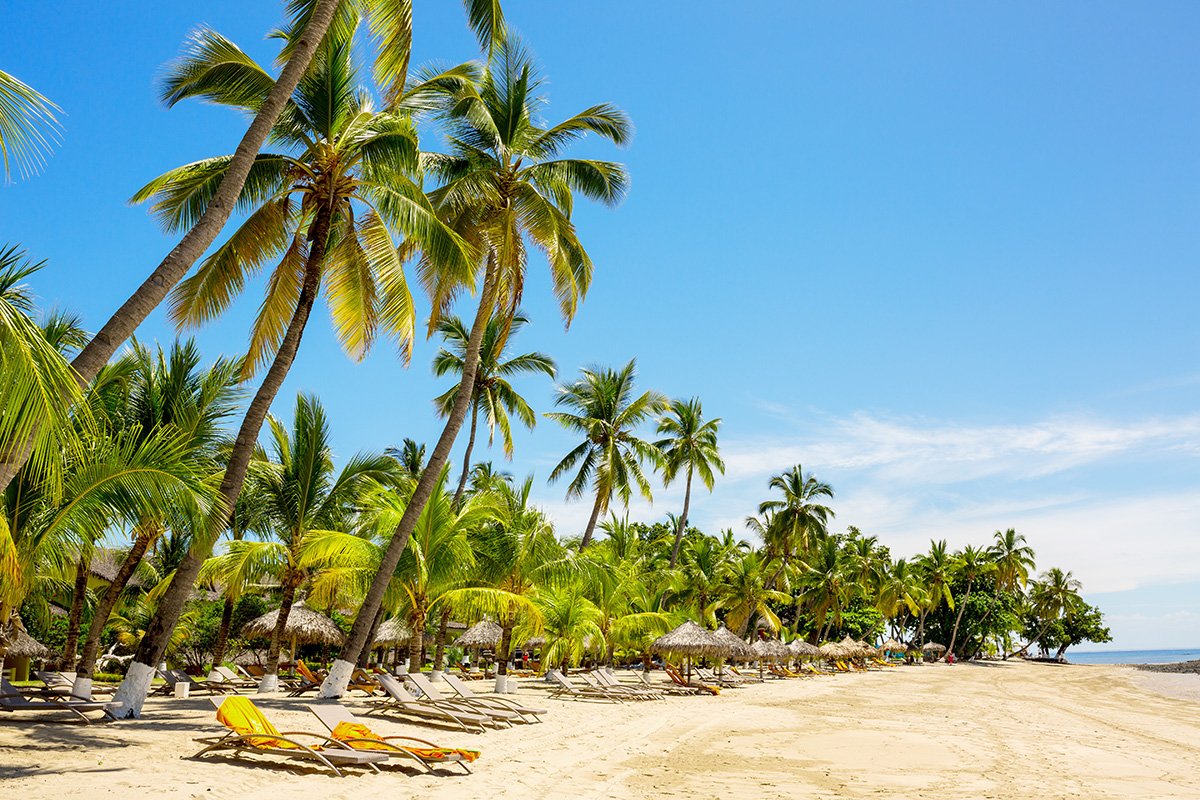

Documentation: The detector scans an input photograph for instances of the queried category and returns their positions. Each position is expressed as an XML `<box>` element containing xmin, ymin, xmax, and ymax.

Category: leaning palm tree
<box><xmin>0</xmin><ymin>68</ymin><xmax>61</xmax><ymax>181</ymax></box>
<box><xmin>546</xmin><ymin>360</ymin><xmax>666</xmax><ymax>549</ymax></box>
<box><xmin>655</xmin><ymin>398</ymin><xmax>723</xmax><ymax>568</ymax></box>
<box><xmin>325</xmin><ymin>32</ymin><xmax>631</xmax><ymax>695</ymax></box>
<box><xmin>202</xmin><ymin>394</ymin><xmax>394</xmax><ymax>691</ymax></box>
<box><xmin>432</xmin><ymin>312</ymin><xmax>555</xmax><ymax>504</ymax></box>
<box><xmin>115</xmin><ymin>22</ymin><xmax>473</xmax><ymax>712</ymax></box>
<box><xmin>1014</xmin><ymin>567</ymin><xmax>1085</xmax><ymax>657</ymax></box>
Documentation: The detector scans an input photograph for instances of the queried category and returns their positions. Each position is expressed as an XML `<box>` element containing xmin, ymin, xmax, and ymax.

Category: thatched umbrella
<box><xmin>456</xmin><ymin>620</ymin><xmax>503</xmax><ymax>650</ymax></box>
<box><xmin>6</xmin><ymin>623</ymin><xmax>49</xmax><ymax>660</ymax></box>
<box><xmin>788</xmin><ymin>639</ymin><xmax>820</xmax><ymax>660</ymax></box>
<box><xmin>712</xmin><ymin>626</ymin><xmax>753</xmax><ymax>661</ymax></box>
<box><xmin>923</xmin><ymin>642</ymin><xmax>947</xmax><ymax>662</ymax></box>
<box><xmin>880</xmin><ymin>638</ymin><xmax>904</xmax><ymax>654</ymax></box>
<box><xmin>818</xmin><ymin>642</ymin><xmax>845</xmax><ymax>661</ymax></box>
<box><xmin>650</xmin><ymin>620</ymin><xmax>721</xmax><ymax>682</ymax></box>
<box><xmin>242</xmin><ymin>600</ymin><xmax>344</xmax><ymax>665</ymax></box>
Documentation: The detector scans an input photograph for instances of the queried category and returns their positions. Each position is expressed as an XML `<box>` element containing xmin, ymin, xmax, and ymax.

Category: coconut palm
<box><xmin>118</xmin><ymin>22</ymin><xmax>474</xmax><ymax>708</ymax></box>
<box><xmin>200</xmin><ymin>394</ymin><xmax>395</xmax><ymax>689</ymax></box>
<box><xmin>797</xmin><ymin>537</ymin><xmax>852</xmax><ymax>641</ymax></box>
<box><xmin>876</xmin><ymin>558</ymin><xmax>926</xmax><ymax>641</ymax></box>
<box><xmin>387</xmin><ymin>438</ymin><xmax>426</xmax><ymax>476</ymax></box>
<box><xmin>546</xmin><ymin>360</ymin><xmax>666</xmax><ymax>549</ymax></box>
<box><xmin>581</xmin><ymin>542</ymin><xmax>671</xmax><ymax>666</ymax></box>
<box><xmin>521</xmin><ymin>584</ymin><xmax>601</xmax><ymax>673</ymax></box>
<box><xmin>755</xmin><ymin>465</ymin><xmax>834</xmax><ymax>584</ymax></box>
<box><xmin>718</xmin><ymin>550</ymin><xmax>790</xmax><ymax>636</ymax></box>
<box><xmin>670</xmin><ymin>532</ymin><xmax>739</xmax><ymax>626</ymax></box>
<box><xmin>432</xmin><ymin>312</ymin><xmax>555</xmax><ymax>504</ymax></box>
<box><xmin>1016</xmin><ymin>567</ymin><xmax>1084</xmax><ymax>655</ymax></box>
<box><xmin>990</xmin><ymin>528</ymin><xmax>1036</xmax><ymax>591</ymax></box>
<box><xmin>74</xmin><ymin>339</ymin><xmax>241</xmax><ymax>686</ymax></box>
<box><xmin>329</xmin><ymin>34</ymin><xmax>631</xmax><ymax>691</ymax></box>
<box><xmin>914</xmin><ymin>539</ymin><xmax>955</xmax><ymax>645</ymax></box>
<box><xmin>947</xmin><ymin>544</ymin><xmax>994</xmax><ymax>656</ymax></box>
<box><xmin>655</xmin><ymin>398</ymin><xmax>724</xmax><ymax>568</ymax></box>
<box><xmin>0</xmin><ymin>68</ymin><xmax>61</xmax><ymax>181</ymax></box>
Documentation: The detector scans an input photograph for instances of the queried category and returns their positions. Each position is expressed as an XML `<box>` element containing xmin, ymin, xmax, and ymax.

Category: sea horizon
<box><xmin>1066</xmin><ymin>648</ymin><xmax>1200</xmax><ymax>665</ymax></box>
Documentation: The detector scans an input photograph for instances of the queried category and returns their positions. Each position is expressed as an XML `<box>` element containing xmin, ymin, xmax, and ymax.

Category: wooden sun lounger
<box><xmin>637</xmin><ymin>670</ymin><xmax>701</xmax><ymax>696</ymax></box>
<box><xmin>365</xmin><ymin>674</ymin><xmax>492</xmax><ymax>733</ymax></box>
<box><xmin>403</xmin><ymin>673</ymin><xmax>520</xmax><ymax>726</ymax></box>
<box><xmin>151</xmin><ymin>669</ymin><xmax>236</xmax><ymax>696</ymax></box>
<box><xmin>209</xmin><ymin>666</ymin><xmax>256</xmax><ymax>691</ymax></box>
<box><xmin>0</xmin><ymin>677</ymin><xmax>115</xmax><ymax>723</ymax></box>
<box><xmin>581</xmin><ymin>670</ymin><xmax>661</xmax><ymax>700</ymax></box>
<box><xmin>441</xmin><ymin>673</ymin><xmax>547</xmax><ymax>721</ymax></box>
<box><xmin>308</xmin><ymin>703</ymin><xmax>478</xmax><ymax>773</ymax></box>
<box><xmin>192</xmin><ymin>697</ymin><xmax>386</xmax><ymax>776</ymax></box>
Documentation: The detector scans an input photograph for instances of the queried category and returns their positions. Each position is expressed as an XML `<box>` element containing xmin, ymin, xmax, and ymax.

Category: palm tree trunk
<box><xmin>579</xmin><ymin>490</ymin><xmax>606</xmax><ymax>550</ymax></box>
<box><xmin>321</xmin><ymin>263</ymin><xmax>500</xmax><ymax>697</ymax></box>
<box><xmin>60</xmin><ymin>555</ymin><xmax>91</xmax><ymax>669</ymax></box>
<box><xmin>947</xmin><ymin>579</ymin><xmax>973</xmax><ymax>655</ymax></box>
<box><xmin>431</xmin><ymin>607</ymin><xmax>452</xmax><ymax>673</ymax></box>
<box><xmin>211</xmin><ymin>595</ymin><xmax>235</xmax><ymax>669</ymax></box>
<box><xmin>261</xmin><ymin>577</ymin><xmax>299</xmax><ymax>690</ymax></box>
<box><xmin>452</xmin><ymin>401</ymin><xmax>479</xmax><ymax>507</ymax></box>
<box><xmin>496</xmin><ymin>624</ymin><xmax>513</xmax><ymax>677</ymax></box>
<box><xmin>107</xmin><ymin>205</ymin><xmax>333</xmax><ymax>718</ymax></box>
<box><xmin>0</xmin><ymin>0</ymin><xmax>343</xmax><ymax>494</ymax></box>
<box><xmin>76</xmin><ymin>522</ymin><xmax>158</xmax><ymax>683</ymax></box>
<box><xmin>668</xmin><ymin>468</ymin><xmax>694</xmax><ymax>568</ymax></box>
<box><xmin>406</xmin><ymin>603</ymin><xmax>426</xmax><ymax>672</ymax></box>
<box><xmin>356</xmin><ymin>606</ymin><xmax>385</xmax><ymax>669</ymax></box>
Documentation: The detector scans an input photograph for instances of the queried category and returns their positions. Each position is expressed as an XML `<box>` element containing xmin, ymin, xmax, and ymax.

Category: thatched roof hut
<box><xmin>242</xmin><ymin>601</ymin><xmax>345</xmax><ymax>646</ymax></box>
<box><xmin>650</xmin><ymin>620</ymin><xmax>722</xmax><ymax>658</ymax></box>
<box><xmin>373</xmin><ymin>617</ymin><xmax>411</xmax><ymax>646</ymax></box>
<box><xmin>880</xmin><ymin>638</ymin><xmax>905</xmax><ymax>652</ymax></box>
<box><xmin>923</xmin><ymin>642</ymin><xmax>947</xmax><ymax>652</ymax></box>
<box><xmin>712</xmin><ymin>626</ymin><xmax>754</xmax><ymax>660</ymax></box>
<box><xmin>819</xmin><ymin>641</ymin><xmax>847</xmax><ymax>660</ymax></box>
<box><xmin>456</xmin><ymin>620</ymin><xmax>503</xmax><ymax>650</ymax></box>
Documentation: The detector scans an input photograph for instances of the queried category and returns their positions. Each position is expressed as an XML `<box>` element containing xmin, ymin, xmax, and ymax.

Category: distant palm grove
<box><xmin>0</xmin><ymin>1</ymin><xmax>1108</xmax><ymax>715</ymax></box>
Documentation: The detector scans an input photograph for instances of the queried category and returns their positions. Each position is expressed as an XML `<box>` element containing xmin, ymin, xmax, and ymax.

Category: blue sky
<box><xmin>3</xmin><ymin>2</ymin><xmax>1198</xmax><ymax>649</ymax></box>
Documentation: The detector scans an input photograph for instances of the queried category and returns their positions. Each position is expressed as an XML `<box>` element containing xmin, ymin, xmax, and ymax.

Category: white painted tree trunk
<box><xmin>257</xmin><ymin>673</ymin><xmax>279</xmax><ymax>693</ymax></box>
<box><xmin>429</xmin><ymin>669</ymin><xmax>443</xmax><ymax>683</ymax></box>
<box><xmin>316</xmin><ymin>659</ymin><xmax>355</xmax><ymax>699</ymax></box>
<box><xmin>70</xmin><ymin>676</ymin><xmax>93</xmax><ymax>701</ymax></box>
<box><xmin>107</xmin><ymin>661</ymin><xmax>156</xmax><ymax>719</ymax></box>
<box><xmin>493</xmin><ymin>674</ymin><xmax>507</xmax><ymax>694</ymax></box>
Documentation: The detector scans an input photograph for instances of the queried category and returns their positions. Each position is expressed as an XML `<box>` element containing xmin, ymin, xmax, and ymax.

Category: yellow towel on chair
<box><xmin>331</xmin><ymin>721</ymin><xmax>481</xmax><ymax>762</ymax></box>
<box><xmin>216</xmin><ymin>696</ymin><xmax>302</xmax><ymax>749</ymax></box>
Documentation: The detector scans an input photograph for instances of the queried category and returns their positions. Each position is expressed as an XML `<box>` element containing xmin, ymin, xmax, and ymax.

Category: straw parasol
<box><xmin>818</xmin><ymin>641</ymin><xmax>846</xmax><ymax>661</ymax></box>
<box><xmin>712</xmin><ymin>626</ymin><xmax>754</xmax><ymax>661</ymax></box>
<box><xmin>455</xmin><ymin>620</ymin><xmax>503</xmax><ymax>650</ymax></box>
<box><xmin>650</xmin><ymin>620</ymin><xmax>722</xmax><ymax>682</ymax></box>
<box><xmin>242</xmin><ymin>600</ymin><xmax>345</xmax><ymax>662</ymax></box>
<box><xmin>373</xmin><ymin>617</ymin><xmax>411</xmax><ymax>647</ymax></box>
<box><xmin>880</xmin><ymin>638</ymin><xmax>904</xmax><ymax>653</ymax></box>
<box><xmin>923</xmin><ymin>642</ymin><xmax>947</xmax><ymax>652</ymax></box>
<box><xmin>788</xmin><ymin>639</ymin><xmax>820</xmax><ymax>659</ymax></box>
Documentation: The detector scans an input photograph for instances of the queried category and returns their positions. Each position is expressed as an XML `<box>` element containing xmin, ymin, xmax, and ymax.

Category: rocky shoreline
<box><xmin>1133</xmin><ymin>659</ymin><xmax>1200</xmax><ymax>675</ymax></box>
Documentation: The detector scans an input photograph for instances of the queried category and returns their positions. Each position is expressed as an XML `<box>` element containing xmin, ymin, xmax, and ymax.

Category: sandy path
<box><xmin>1</xmin><ymin>661</ymin><xmax>1197</xmax><ymax>799</ymax></box>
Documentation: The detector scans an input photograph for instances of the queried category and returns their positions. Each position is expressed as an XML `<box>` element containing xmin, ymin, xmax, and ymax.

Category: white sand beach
<box><xmin>3</xmin><ymin>661</ymin><xmax>1199</xmax><ymax>800</ymax></box>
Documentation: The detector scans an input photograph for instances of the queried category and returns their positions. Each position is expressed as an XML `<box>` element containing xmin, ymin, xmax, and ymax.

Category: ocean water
<box><xmin>1067</xmin><ymin>648</ymin><xmax>1200</xmax><ymax>665</ymax></box>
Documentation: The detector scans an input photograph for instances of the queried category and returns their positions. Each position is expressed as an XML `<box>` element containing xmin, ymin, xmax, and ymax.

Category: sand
<box><xmin>2</xmin><ymin>660</ymin><xmax>1199</xmax><ymax>799</ymax></box>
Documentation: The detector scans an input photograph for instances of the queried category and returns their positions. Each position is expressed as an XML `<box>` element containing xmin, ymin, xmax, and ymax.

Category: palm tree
<box><xmin>74</xmin><ymin>339</ymin><xmax>241</xmax><ymax>688</ymax></box>
<box><xmin>546</xmin><ymin>360</ymin><xmax>666</xmax><ymax>549</ymax></box>
<box><xmin>327</xmin><ymin>33</ymin><xmax>631</xmax><ymax>693</ymax></box>
<box><xmin>670</xmin><ymin>533</ymin><xmax>739</xmax><ymax>626</ymax></box>
<box><xmin>116</xmin><ymin>22</ymin><xmax>474</xmax><ymax>711</ymax></box>
<box><xmin>756</xmin><ymin>465</ymin><xmax>834</xmax><ymax>584</ymax></box>
<box><xmin>797</xmin><ymin>537</ymin><xmax>851</xmax><ymax>641</ymax></box>
<box><xmin>432</xmin><ymin>312</ymin><xmax>555</xmax><ymax>504</ymax></box>
<box><xmin>947</xmin><ymin>544</ymin><xmax>993</xmax><ymax>656</ymax></box>
<box><xmin>991</xmin><ymin>528</ymin><xmax>1036</xmax><ymax>592</ymax></box>
<box><xmin>200</xmin><ymin>394</ymin><xmax>394</xmax><ymax>691</ymax></box>
<box><xmin>876</xmin><ymin>558</ymin><xmax>925</xmax><ymax>642</ymax></box>
<box><xmin>522</xmin><ymin>584</ymin><xmax>602</xmax><ymax>674</ymax></box>
<box><xmin>0</xmin><ymin>68</ymin><xmax>61</xmax><ymax>181</ymax></box>
<box><xmin>387</xmin><ymin>438</ymin><xmax>426</xmax><ymax>476</ymax></box>
<box><xmin>1016</xmin><ymin>568</ymin><xmax>1084</xmax><ymax>657</ymax></box>
<box><xmin>655</xmin><ymin>398</ymin><xmax>724</xmax><ymax>568</ymax></box>
<box><xmin>914</xmin><ymin>539</ymin><xmax>955</xmax><ymax>645</ymax></box>
<box><xmin>718</xmin><ymin>550</ymin><xmax>790</xmax><ymax>636</ymax></box>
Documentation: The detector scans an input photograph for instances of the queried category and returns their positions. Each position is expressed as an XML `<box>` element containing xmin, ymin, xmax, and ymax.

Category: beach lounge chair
<box><xmin>403</xmin><ymin>673</ymin><xmax>521</xmax><ymax>726</ymax></box>
<box><xmin>581</xmin><ymin>669</ymin><xmax>662</xmax><ymax>700</ymax></box>
<box><xmin>365</xmin><ymin>674</ymin><xmax>491</xmax><ymax>733</ymax></box>
<box><xmin>209</xmin><ymin>666</ymin><xmax>256</xmax><ymax>691</ymax></box>
<box><xmin>546</xmin><ymin>671</ymin><xmax>624</xmax><ymax>703</ymax></box>
<box><xmin>0</xmin><ymin>677</ymin><xmax>115</xmax><ymax>723</ymax></box>
<box><xmin>663</xmin><ymin>663</ymin><xmax>719</xmax><ymax>695</ymax></box>
<box><xmin>192</xmin><ymin>696</ymin><xmax>387</xmax><ymax>777</ymax></box>
<box><xmin>637</xmin><ymin>669</ymin><xmax>701</xmax><ymax>696</ymax></box>
<box><xmin>152</xmin><ymin>668</ymin><xmax>236</xmax><ymax>696</ymax></box>
<box><xmin>308</xmin><ymin>703</ymin><xmax>479</xmax><ymax>773</ymax></box>
<box><xmin>440</xmin><ymin>673</ymin><xmax>547</xmax><ymax>722</ymax></box>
